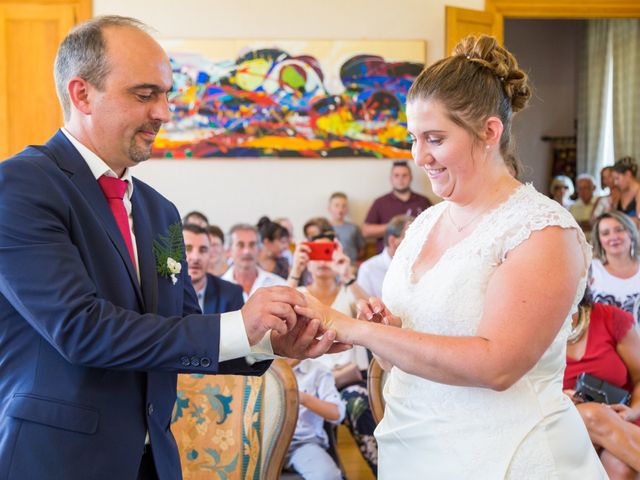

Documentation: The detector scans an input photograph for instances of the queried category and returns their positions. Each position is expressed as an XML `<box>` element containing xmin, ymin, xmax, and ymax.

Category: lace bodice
<box><xmin>382</xmin><ymin>183</ymin><xmax>591</xmax><ymax>337</ymax></box>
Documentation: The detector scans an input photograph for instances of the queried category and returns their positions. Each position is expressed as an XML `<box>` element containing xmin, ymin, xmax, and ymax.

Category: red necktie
<box><xmin>98</xmin><ymin>175</ymin><xmax>136</xmax><ymax>268</ymax></box>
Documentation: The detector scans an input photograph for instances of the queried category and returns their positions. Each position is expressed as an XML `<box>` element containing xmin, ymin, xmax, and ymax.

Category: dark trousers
<box><xmin>137</xmin><ymin>445</ymin><xmax>159</xmax><ymax>480</ymax></box>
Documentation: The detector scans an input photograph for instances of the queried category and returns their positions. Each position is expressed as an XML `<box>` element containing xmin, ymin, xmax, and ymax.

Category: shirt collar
<box><xmin>195</xmin><ymin>276</ymin><xmax>208</xmax><ymax>300</ymax></box>
<box><xmin>61</xmin><ymin>127</ymin><xmax>134</xmax><ymax>200</ymax></box>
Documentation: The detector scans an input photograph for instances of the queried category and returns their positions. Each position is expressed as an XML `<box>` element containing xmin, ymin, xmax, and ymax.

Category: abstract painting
<box><xmin>152</xmin><ymin>39</ymin><xmax>426</xmax><ymax>159</ymax></box>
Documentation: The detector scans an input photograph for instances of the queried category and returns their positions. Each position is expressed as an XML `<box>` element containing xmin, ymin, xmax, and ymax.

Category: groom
<box><xmin>0</xmin><ymin>15</ymin><xmax>337</xmax><ymax>480</ymax></box>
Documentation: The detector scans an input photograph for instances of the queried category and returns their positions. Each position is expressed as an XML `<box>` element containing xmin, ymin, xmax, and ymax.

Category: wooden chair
<box><xmin>367</xmin><ymin>357</ymin><xmax>389</xmax><ymax>425</ymax></box>
<box><xmin>171</xmin><ymin>359</ymin><xmax>299</xmax><ymax>480</ymax></box>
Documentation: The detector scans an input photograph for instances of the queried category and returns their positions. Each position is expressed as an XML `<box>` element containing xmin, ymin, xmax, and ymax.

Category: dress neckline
<box><xmin>408</xmin><ymin>183</ymin><xmax>527</xmax><ymax>286</ymax></box>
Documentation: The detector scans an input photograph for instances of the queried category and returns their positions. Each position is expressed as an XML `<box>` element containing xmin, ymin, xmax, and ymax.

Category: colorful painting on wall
<box><xmin>152</xmin><ymin>39</ymin><xmax>426</xmax><ymax>159</ymax></box>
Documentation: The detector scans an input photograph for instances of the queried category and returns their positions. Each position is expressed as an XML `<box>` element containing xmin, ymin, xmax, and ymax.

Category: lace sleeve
<box><xmin>494</xmin><ymin>186</ymin><xmax>593</xmax><ymax>309</ymax></box>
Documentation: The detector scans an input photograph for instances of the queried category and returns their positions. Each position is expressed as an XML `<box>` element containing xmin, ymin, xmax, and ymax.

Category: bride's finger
<box><xmin>356</xmin><ymin>299</ymin><xmax>374</xmax><ymax>320</ymax></box>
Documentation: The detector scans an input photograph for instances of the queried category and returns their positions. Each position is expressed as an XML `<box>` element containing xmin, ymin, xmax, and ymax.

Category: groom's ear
<box><xmin>67</xmin><ymin>77</ymin><xmax>92</xmax><ymax>116</ymax></box>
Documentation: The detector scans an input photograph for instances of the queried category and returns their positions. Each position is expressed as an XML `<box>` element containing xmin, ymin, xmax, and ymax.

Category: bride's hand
<box><xmin>357</xmin><ymin>297</ymin><xmax>402</xmax><ymax>328</ymax></box>
<box><xmin>295</xmin><ymin>292</ymin><xmax>357</xmax><ymax>345</ymax></box>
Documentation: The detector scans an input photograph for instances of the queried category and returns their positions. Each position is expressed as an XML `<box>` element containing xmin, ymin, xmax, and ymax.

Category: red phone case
<box><xmin>303</xmin><ymin>241</ymin><xmax>335</xmax><ymax>261</ymax></box>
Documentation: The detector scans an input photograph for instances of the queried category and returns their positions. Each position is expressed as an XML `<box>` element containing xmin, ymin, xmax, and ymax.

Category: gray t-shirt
<box><xmin>333</xmin><ymin>222</ymin><xmax>365</xmax><ymax>261</ymax></box>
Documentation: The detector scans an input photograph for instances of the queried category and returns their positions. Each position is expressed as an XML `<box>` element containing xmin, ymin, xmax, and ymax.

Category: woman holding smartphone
<box><xmin>290</xmin><ymin>226</ymin><xmax>378</xmax><ymax>474</ymax></box>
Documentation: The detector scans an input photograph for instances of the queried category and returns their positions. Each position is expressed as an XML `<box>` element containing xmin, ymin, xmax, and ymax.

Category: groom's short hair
<box><xmin>54</xmin><ymin>15</ymin><xmax>149</xmax><ymax>121</ymax></box>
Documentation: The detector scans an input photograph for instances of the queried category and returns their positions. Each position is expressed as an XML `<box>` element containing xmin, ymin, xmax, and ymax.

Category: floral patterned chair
<box><xmin>171</xmin><ymin>359</ymin><xmax>299</xmax><ymax>480</ymax></box>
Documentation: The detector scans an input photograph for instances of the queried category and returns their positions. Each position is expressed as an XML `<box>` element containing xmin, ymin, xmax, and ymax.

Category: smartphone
<box><xmin>302</xmin><ymin>241</ymin><xmax>335</xmax><ymax>261</ymax></box>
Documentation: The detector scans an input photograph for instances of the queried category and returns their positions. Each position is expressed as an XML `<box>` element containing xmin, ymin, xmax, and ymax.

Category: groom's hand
<box><xmin>240</xmin><ymin>286</ymin><xmax>305</xmax><ymax>345</ymax></box>
<box><xmin>271</xmin><ymin>314</ymin><xmax>352</xmax><ymax>359</ymax></box>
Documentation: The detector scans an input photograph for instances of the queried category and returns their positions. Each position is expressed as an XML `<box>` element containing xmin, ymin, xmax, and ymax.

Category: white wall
<box><xmin>505</xmin><ymin>19</ymin><xmax>584</xmax><ymax>193</ymax></box>
<box><xmin>94</xmin><ymin>0</ymin><xmax>483</xmax><ymax>237</ymax></box>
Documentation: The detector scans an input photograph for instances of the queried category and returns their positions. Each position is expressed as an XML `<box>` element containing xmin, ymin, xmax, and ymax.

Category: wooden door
<box><xmin>0</xmin><ymin>1</ymin><xmax>90</xmax><ymax>159</ymax></box>
<box><xmin>445</xmin><ymin>6</ymin><xmax>504</xmax><ymax>55</ymax></box>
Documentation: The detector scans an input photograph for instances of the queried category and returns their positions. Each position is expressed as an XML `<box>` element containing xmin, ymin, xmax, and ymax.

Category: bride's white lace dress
<box><xmin>376</xmin><ymin>184</ymin><xmax>607</xmax><ymax>479</ymax></box>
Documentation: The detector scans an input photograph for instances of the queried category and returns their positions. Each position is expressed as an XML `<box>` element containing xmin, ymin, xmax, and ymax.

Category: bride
<box><xmin>296</xmin><ymin>35</ymin><xmax>606</xmax><ymax>478</ymax></box>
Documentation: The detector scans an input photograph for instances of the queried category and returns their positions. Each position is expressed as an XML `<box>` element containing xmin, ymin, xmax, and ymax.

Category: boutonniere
<box><xmin>153</xmin><ymin>222</ymin><xmax>185</xmax><ymax>285</ymax></box>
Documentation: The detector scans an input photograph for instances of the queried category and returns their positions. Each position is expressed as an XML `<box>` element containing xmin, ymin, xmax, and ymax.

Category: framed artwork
<box><xmin>152</xmin><ymin>39</ymin><xmax>426</xmax><ymax>159</ymax></box>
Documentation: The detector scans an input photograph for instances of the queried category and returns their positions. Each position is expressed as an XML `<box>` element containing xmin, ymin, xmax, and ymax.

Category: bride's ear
<box><xmin>482</xmin><ymin>116</ymin><xmax>504</xmax><ymax>148</ymax></box>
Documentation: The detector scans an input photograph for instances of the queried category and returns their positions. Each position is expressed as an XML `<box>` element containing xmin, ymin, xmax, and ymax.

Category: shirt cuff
<box><xmin>249</xmin><ymin>329</ymin><xmax>275</xmax><ymax>363</ymax></box>
<box><xmin>218</xmin><ymin>310</ymin><xmax>251</xmax><ymax>362</ymax></box>
<box><xmin>218</xmin><ymin>310</ymin><xmax>275</xmax><ymax>364</ymax></box>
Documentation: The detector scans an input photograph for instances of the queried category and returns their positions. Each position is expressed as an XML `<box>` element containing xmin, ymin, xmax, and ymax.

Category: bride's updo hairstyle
<box><xmin>407</xmin><ymin>35</ymin><xmax>531</xmax><ymax>160</ymax></box>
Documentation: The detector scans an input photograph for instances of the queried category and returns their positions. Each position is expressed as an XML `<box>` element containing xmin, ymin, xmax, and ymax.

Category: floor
<box><xmin>336</xmin><ymin>425</ymin><xmax>376</xmax><ymax>480</ymax></box>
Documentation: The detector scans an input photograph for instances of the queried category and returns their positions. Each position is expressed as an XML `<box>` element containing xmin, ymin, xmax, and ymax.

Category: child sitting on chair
<box><xmin>285</xmin><ymin>358</ymin><xmax>346</xmax><ymax>480</ymax></box>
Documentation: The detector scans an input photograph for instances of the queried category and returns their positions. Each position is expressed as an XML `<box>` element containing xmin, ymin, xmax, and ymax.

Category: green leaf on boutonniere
<box><xmin>153</xmin><ymin>222</ymin><xmax>185</xmax><ymax>283</ymax></box>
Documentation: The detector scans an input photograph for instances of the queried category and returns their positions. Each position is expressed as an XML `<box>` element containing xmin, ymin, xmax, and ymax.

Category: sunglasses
<box><xmin>309</xmin><ymin>231</ymin><xmax>336</xmax><ymax>242</ymax></box>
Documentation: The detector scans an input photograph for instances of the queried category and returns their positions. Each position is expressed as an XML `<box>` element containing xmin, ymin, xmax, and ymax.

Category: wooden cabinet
<box><xmin>0</xmin><ymin>0</ymin><xmax>90</xmax><ymax>159</ymax></box>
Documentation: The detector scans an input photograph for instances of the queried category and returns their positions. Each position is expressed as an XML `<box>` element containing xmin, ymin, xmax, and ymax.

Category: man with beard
<box><xmin>0</xmin><ymin>16</ymin><xmax>340</xmax><ymax>480</ymax></box>
<box><xmin>222</xmin><ymin>224</ymin><xmax>287</xmax><ymax>301</ymax></box>
<box><xmin>362</xmin><ymin>161</ymin><xmax>431</xmax><ymax>252</ymax></box>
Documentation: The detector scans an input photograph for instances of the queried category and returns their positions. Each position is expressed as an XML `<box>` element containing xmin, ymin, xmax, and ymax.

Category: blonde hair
<box><xmin>407</xmin><ymin>35</ymin><xmax>531</xmax><ymax>162</ymax></box>
<box><xmin>591</xmin><ymin>211</ymin><xmax>639</xmax><ymax>263</ymax></box>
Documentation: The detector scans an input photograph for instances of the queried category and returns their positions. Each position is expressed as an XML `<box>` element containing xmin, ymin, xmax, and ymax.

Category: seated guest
<box><xmin>274</xmin><ymin>216</ymin><xmax>295</xmax><ymax>266</ymax></box>
<box><xmin>257</xmin><ymin>216</ymin><xmax>290</xmax><ymax>280</ymax></box>
<box><xmin>206</xmin><ymin>224</ymin><xmax>230</xmax><ymax>277</ymax></box>
<box><xmin>564</xmin><ymin>291</ymin><xmax>640</xmax><ymax>479</ymax></box>
<box><xmin>612</xmin><ymin>156</ymin><xmax>640</xmax><ymax>228</ymax></box>
<box><xmin>183</xmin><ymin>224</ymin><xmax>243</xmax><ymax>314</ymax></box>
<box><xmin>357</xmin><ymin>215</ymin><xmax>413</xmax><ymax>298</ymax></box>
<box><xmin>295</xmin><ymin>230</ymin><xmax>377</xmax><ymax>474</ymax></box>
<box><xmin>285</xmin><ymin>358</ymin><xmax>345</xmax><ymax>480</ymax></box>
<box><xmin>327</xmin><ymin>192</ymin><xmax>366</xmax><ymax>263</ymax></box>
<box><xmin>549</xmin><ymin>175</ymin><xmax>575</xmax><ymax>209</ymax></box>
<box><xmin>182</xmin><ymin>210</ymin><xmax>209</xmax><ymax>228</ymax></box>
<box><xmin>590</xmin><ymin>211</ymin><xmax>640</xmax><ymax>322</ymax></box>
<box><xmin>222</xmin><ymin>223</ymin><xmax>286</xmax><ymax>301</ymax></box>
<box><xmin>570</xmin><ymin>174</ymin><xmax>599</xmax><ymax>241</ymax></box>
<box><xmin>592</xmin><ymin>166</ymin><xmax>621</xmax><ymax>223</ymax></box>
<box><xmin>362</xmin><ymin>161</ymin><xmax>431</xmax><ymax>253</ymax></box>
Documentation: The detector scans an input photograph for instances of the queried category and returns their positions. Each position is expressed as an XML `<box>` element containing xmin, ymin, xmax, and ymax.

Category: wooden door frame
<box><xmin>0</xmin><ymin>0</ymin><xmax>91</xmax><ymax>21</ymax></box>
<box><xmin>486</xmin><ymin>0</ymin><xmax>640</xmax><ymax>19</ymax></box>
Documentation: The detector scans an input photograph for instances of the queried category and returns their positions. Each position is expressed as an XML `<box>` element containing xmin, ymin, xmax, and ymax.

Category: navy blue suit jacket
<box><xmin>0</xmin><ymin>131</ymin><xmax>269</xmax><ymax>480</ymax></box>
<box><xmin>202</xmin><ymin>273</ymin><xmax>244</xmax><ymax>314</ymax></box>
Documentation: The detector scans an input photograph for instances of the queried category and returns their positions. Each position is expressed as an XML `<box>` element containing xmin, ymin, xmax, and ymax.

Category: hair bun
<box><xmin>453</xmin><ymin>35</ymin><xmax>532</xmax><ymax>113</ymax></box>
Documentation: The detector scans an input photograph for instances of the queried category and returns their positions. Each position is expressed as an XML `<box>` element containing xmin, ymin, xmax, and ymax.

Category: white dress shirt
<box><xmin>356</xmin><ymin>248</ymin><xmax>392</xmax><ymax>299</ymax></box>
<box><xmin>221</xmin><ymin>266</ymin><xmax>287</xmax><ymax>302</ymax></box>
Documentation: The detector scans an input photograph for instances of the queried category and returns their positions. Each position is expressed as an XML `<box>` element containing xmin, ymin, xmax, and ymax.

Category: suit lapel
<box><xmin>131</xmin><ymin>184</ymin><xmax>158</xmax><ymax>314</ymax></box>
<box><xmin>44</xmin><ymin>131</ymin><xmax>144</xmax><ymax>308</ymax></box>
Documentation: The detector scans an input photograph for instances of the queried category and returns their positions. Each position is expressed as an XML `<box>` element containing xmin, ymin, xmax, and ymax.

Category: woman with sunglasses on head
<box><xmin>292</xmin><ymin>225</ymin><xmax>377</xmax><ymax>474</ymax></box>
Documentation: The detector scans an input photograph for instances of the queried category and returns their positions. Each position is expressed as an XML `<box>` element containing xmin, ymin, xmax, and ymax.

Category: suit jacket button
<box><xmin>201</xmin><ymin>357</ymin><xmax>211</xmax><ymax>368</ymax></box>
<box><xmin>148</xmin><ymin>403</ymin><xmax>154</xmax><ymax>415</ymax></box>
<box><xmin>190</xmin><ymin>356</ymin><xmax>200</xmax><ymax>367</ymax></box>
<box><xmin>180</xmin><ymin>355</ymin><xmax>190</xmax><ymax>366</ymax></box>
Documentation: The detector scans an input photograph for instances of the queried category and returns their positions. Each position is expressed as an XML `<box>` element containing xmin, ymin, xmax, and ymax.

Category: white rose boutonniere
<box><xmin>166</xmin><ymin>257</ymin><xmax>182</xmax><ymax>285</ymax></box>
<box><xmin>153</xmin><ymin>222</ymin><xmax>185</xmax><ymax>286</ymax></box>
